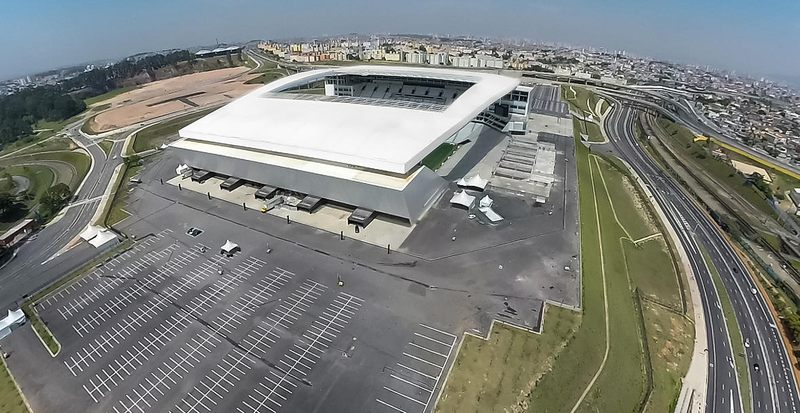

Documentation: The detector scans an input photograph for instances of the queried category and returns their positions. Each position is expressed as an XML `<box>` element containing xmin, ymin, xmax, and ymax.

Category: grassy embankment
<box><xmin>0</xmin><ymin>357</ymin><xmax>28</xmax><ymax>413</ymax></box>
<box><xmin>563</xmin><ymin>85</ymin><xmax>607</xmax><ymax>143</ymax></box>
<box><xmin>130</xmin><ymin>109</ymin><xmax>215</xmax><ymax>154</ymax></box>
<box><xmin>98</xmin><ymin>140</ymin><xmax>114</xmax><ymax>156</ymax></box>
<box><xmin>436</xmin><ymin>137</ymin><xmax>691</xmax><ymax>413</ymax></box>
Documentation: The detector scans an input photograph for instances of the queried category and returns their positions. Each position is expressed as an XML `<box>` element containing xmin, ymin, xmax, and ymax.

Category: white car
<box><xmin>751</xmin><ymin>288</ymin><xmax>757</xmax><ymax>295</ymax></box>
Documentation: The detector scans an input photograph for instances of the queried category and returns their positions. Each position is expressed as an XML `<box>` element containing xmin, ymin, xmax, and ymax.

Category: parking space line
<box><xmin>111</xmin><ymin>265</ymin><xmax>293</xmax><ymax>413</ymax></box>
<box><xmin>383</xmin><ymin>386</ymin><xmax>426</xmax><ymax>405</ymax></box>
<box><xmin>36</xmin><ymin>231</ymin><xmax>171</xmax><ymax>311</ymax></box>
<box><xmin>58</xmin><ymin>244</ymin><xmax>179</xmax><ymax>320</ymax></box>
<box><xmin>237</xmin><ymin>292</ymin><xmax>363</xmax><ymax>413</ymax></box>
<box><xmin>84</xmin><ymin>256</ymin><xmax>257</xmax><ymax>403</ymax></box>
<box><xmin>64</xmin><ymin>248</ymin><xmax>212</xmax><ymax>373</ymax></box>
<box><xmin>71</xmin><ymin>246</ymin><xmax>206</xmax><ymax>338</ymax></box>
<box><xmin>376</xmin><ymin>324</ymin><xmax>457</xmax><ymax>413</ymax></box>
<box><xmin>376</xmin><ymin>398</ymin><xmax>407</xmax><ymax>413</ymax></box>
<box><xmin>173</xmin><ymin>279</ymin><xmax>326</xmax><ymax>413</ymax></box>
<box><xmin>412</xmin><ymin>332</ymin><xmax>451</xmax><ymax>348</ymax></box>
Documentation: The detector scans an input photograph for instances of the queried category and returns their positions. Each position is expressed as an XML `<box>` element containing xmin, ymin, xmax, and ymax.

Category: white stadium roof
<box><xmin>178</xmin><ymin>66</ymin><xmax>519</xmax><ymax>174</ymax></box>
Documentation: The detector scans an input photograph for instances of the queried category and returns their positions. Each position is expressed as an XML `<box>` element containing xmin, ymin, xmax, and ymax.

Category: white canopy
<box><xmin>89</xmin><ymin>229</ymin><xmax>117</xmax><ymax>248</ymax></box>
<box><xmin>479</xmin><ymin>195</ymin><xmax>493</xmax><ymax>208</ymax></box>
<box><xmin>457</xmin><ymin>174</ymin><xmax>488</xmax><ymax>191</ymax></box>
<box><xmin>450</xmin><ymin>190</ymin><xmax>475</xmax><ymax>208</ymax></box>
<box><xmin>221</xmin><ymin>240</ymin><xmax>239</xmax><ymax>253</ymax></box>
<box><xmin>479</xmin><ymin>206</ymin><xmax>504</xmax><ymax>222</ymax></box>
<box><xmin>176</xmin><ymin>164</ymin><xmax>191</xmax><ymax>175</ymax></box>
<box><xmin>0</xmin><ymin>308</ymin><xmax>25</xmax><ymax>340</ymax></box>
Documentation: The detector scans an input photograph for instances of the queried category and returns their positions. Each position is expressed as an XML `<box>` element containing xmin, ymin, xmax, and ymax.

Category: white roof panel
<box><xmin>179</xmin><ymin>66</ymin><xmax>519</xmax><ymax>174</ymax></box>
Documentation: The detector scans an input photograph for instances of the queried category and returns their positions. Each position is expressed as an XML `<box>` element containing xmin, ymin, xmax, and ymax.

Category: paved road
<box><xmin>0</xmin><ymin>121</ymin><xmax>124</xmax><ymax>311</ymax></box>
<box><xmin>604</xmin><ymin>102</ymin><xmax>800</xmax><ymax>413</ymax></box>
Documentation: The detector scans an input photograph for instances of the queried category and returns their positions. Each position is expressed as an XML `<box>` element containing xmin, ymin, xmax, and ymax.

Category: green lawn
<box><xmin>105</xmin><ymin>164</ymin><xmax>140</xmax><ymax>227</ymax></box>
<box><xmin>15</xmin><ymin>138</ymin><xmax>74</xmax><ymax>156</ymax></box>
<box><xmin>562</xmin><ymin>85</ymin><xmax>604</xmax><ymax>117</ymax></box>
<box><xmin>437</xmin><ymin>139</ymin><xmax>691</xmax><ymax>412</ymax></box>
<box><xmin>572</xmin><ymin>116</ymin><xmax>605</xmax><ymax>143</ymax></box>
<box><xmin>83</xmin><ymin>86</ymin><xmax>137</xmax><ymax>106</ymax></box>
<box><xmin>436</xmin><ymin>310</ymin><xmax>580</xmax><ymax>412</ymax></box>
<box><xmin>0</xmin><ymin>151</ymin><xmax>90</xmax><ymax>191</ymax></box>
<box><xmin>98</xmin><ymin>140</ymin><xmax>114</xmax><ymax>157</ymax></box>
<box><xmin>532</xmin><ymin>149</ymin><xmax>692</xmax><ymax>412</ymax></box>
<box><xmin>625</xmin><ymin>239</ymin><xmax>683</xmax><ymax>310</ymax></box>
<box><xmin>131</xmin><ymin>110</ymin><xmax>214</xmax><ymax>153</ymax></box>
<box><xmin>244</xmin><ymin>69</ymin><xmax>287</xmax><ymax>85</ymax></box>
<box><xmin>701</xmin><ymin>247</ymin><xmax>752</xmax><ymax>413</ymax></box>
<box><xmin>0</xmin><ymin>358</ymin><xmax>28</xmax><ymax>413</ymax></box>
<box><xmin>421</xmin><ymin>143</ymin><xmax>457</xmax><ymax>171</ymax></box>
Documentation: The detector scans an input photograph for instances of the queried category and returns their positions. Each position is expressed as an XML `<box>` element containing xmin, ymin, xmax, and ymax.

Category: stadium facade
<box><xmin>172</xmin><ymin>65</ymin><xmax>524</xmax><ymax>222</ymax></box>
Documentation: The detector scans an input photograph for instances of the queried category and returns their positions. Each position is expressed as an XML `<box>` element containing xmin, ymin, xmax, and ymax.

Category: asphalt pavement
<box><xmin>603</xmin><ymin>102</ymin><xmax>800</xmax><ymax>413</ymax></box>
<box><xmin>0</xmin><ymin>120</ymin><xmax>124</xmax><ymax>311</ymax></box>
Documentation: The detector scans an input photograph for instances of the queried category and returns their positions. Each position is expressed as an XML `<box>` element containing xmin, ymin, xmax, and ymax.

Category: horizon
<box><xmin>1</xmin><ymin>0</ymin><xmax>799</xmax><ymax>84</ymax></box>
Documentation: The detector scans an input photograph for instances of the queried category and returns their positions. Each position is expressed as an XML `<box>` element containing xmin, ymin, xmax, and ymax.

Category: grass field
<box><xmin>571</xmin><ymin>116</ymin><xmax>605</xmax><ymax>143</ymax></box>
<box><xmin>562</xmin><ymin>85</ymin><xmax>606</xmax><ymax>118</ymax></box>
<box><xmin>421</xmin><ymin>143</ymin><xmax>457</xmax><ymax>171</ymax></box>
<box><xmin>98</xmin><ymin>140</ymin><xmax>114</xmax><ymax>156</ymax></box>
<box><xmin>701</xmin><ymin>246</ymin><xmax>752</xmax><ymax>413</ymax></box>
<box><xmin>0</xmin><ymin>358</ymin><xmax>28</xmax><ymax>413</ymax></box>
<box><xmin>436</xmin><ymin>140</ymin><xmax>691</xmax><ymax>412</ymax></box>
<box><xmin>436</xmin><ymin>311</ymin><xmax>580</xmax><ymax>412</ymax></box>
<box><xmin>105</xmin><ymin>164</ymin><xmax>140</xmax><ymax>227</ymax></box>
<box><xmin>131</xmin><ymin>110</ymin><xmax>214</xmax><ymax>153</ymax></box>
<box><xmin>15</xmin><ymin>138</ymin><xmax>74</xmax><ymax>156</ymax></box>
<box><xmin>83</xmin><ymin>86</ymin><xmax>137</xmax><ymax>106</ymax></box>
<box><xmin>244</xmin><ymin>69</ymin><xmax>287</xmax><ymax>85</ymax></box>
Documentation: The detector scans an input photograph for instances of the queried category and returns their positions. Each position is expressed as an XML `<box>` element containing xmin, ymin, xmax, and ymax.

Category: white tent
<box><xmin>457</xmin><ymin>174</ymin><xmax>488</xmax><ymax>191</ymax></box>
<box><xmin>89</xmin><ymin>229</ymin><xmax>118</xmax><ymax>248</ymax></box>
<box><xmin>220</xmin><ymin>240</ymin><xmax>240</xmax><ymax>255</ymax></box>
<box><xmin>450</xmin><ymin>190</ymin><xmax>475</xmax><ymax>209</ymax></box>
<box><xmin>479</xmin><ymin>206</ymin><xmax>504</xmax><ymax>222</ymax></box>
<box><xmin>176</xmin><ymin>164</ymin><xmax>190</xmax><ymax>175</ymax></box>
<box><xmin>0</xmin><ymin>309</ymin><xmax>25</xmax><ymax>340</ymax></box>
<box><xmin>479</xmin><ymin>195</ymin><xmax>493</xmax><ymax>208</ymax></box>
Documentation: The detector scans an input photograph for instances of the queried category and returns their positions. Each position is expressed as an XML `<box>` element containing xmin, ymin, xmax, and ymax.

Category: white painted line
<box><xmin>376</xmin><ymin>398</ymin><xmax>407</xmax><ymax>413</ymax></box>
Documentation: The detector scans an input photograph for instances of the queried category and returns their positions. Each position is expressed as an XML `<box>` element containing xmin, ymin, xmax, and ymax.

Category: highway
<box><xmin>603</xmin><ymin>102</ymin><xmax>800</xmax><ymax>412</ymax></box>
<box><xmin>0</xmin><ymin>120</ymin><xmax>124</xmax><ymax>311</ymax></box>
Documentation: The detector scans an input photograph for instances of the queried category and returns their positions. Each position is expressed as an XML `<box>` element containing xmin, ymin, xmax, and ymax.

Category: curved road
<box><xmin>604</xmin><ymin>102</ymin><xmax>800</xmax><ymax>413</ymax></box>
<box><xmin>0</xmin><ymin>120</ymin><xmax>124</xmax><ymax>311</ymax></box>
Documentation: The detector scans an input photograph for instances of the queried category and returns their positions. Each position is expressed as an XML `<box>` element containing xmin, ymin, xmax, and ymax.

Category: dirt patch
<box><xmin>88</xmin><ymin>67</ymin><xmax>260</xmax><ymax>133</ymax></box>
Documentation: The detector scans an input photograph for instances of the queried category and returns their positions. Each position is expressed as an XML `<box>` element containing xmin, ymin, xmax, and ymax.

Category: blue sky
<box><xmin>1</xmin><ymin>0</ymin><xmax>798</xmax><ymax>82</ymax></box>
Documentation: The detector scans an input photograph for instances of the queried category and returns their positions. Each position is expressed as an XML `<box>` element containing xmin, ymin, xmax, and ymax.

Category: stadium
<box><xmin>171</xmin><ymin>65</ymin><xmax>526</xmax><ymax>223</ymax></box>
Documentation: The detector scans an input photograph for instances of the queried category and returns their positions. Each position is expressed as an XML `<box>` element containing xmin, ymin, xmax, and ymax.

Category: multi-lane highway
<box><xmin>603</xmin><ymin>101</ymin><xmax>800</xmax><ymax>412</ymax></box>
<box><xmin>0</xmin><ymin>120</ymin><xmax>124</xmax><ymax>311</ymax></box>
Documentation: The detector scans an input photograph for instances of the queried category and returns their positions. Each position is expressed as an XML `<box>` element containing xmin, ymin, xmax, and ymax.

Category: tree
<box><xmin>40</xmin><ymin>183</ymin><xmax>72</xmax><ymax>215</ymax></box>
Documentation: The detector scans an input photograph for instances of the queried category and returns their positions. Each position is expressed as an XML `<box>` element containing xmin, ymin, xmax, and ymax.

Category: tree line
<box><xmin>0</xmin><ymin>50</ymin><xmax>195</xmax><ymax>150</ymax></box>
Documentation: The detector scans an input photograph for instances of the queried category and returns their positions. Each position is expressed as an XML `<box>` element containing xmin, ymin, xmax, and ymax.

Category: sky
<box><xmin>1</xmin><ymin>0</ymin><xmax>799</xmax><ymax>82</ymax></box>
